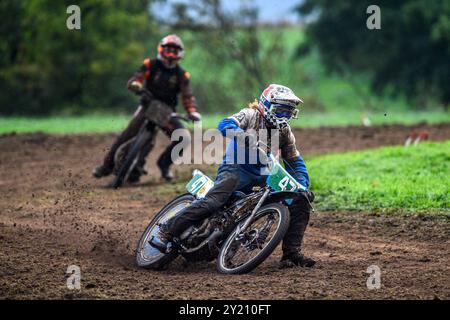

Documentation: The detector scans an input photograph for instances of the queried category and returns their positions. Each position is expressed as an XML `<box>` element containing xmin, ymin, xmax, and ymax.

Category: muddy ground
<box><xmin>0</xmin><ymin>123</ymin><xmax>449</xmax><ymax>299</ymax></box>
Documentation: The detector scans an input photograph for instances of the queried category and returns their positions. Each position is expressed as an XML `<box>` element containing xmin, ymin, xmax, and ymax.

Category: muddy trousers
<box><xmin>166</xmin><ymin>164</ymin><xmax>311</xmax><ymax>255</ymax></box>
<box><xmin>101</xmin><ymin>105</ymin><xmax>186</xmax><ymax>174</ymax></box>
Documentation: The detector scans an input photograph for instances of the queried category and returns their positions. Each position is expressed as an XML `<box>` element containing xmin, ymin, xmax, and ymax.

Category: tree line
<box><xmin>0</xmin><ymin>0</ymin><xmax>448</xmax><ymax>116</ymax></box>
<box><xmin>0</xmin><ymin>0</ymin><xmax>155</xmax><ymax>115</ymax></box>
<box><xmin>297</xmin><ymin>0</ymin><xmax>450</xmax><ymax>108</ymax></box>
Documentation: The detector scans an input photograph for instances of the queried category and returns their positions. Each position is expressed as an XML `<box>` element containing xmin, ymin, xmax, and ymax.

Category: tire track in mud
<box><xmin>0</xmin><ymin>124</ymin><xmax>449</xmax><ymax>299</ymax></box>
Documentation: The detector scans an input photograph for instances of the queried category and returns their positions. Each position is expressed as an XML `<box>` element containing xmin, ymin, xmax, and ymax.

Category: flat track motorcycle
<box><xmin>112</xmin><ymin>89</ymin><xmax>190</xmax><ymax>188</ymax></box>
<box><xmin>136</xmin><ymin>145</ymin><xmax>313</xmax><ymax>274</ymax></box>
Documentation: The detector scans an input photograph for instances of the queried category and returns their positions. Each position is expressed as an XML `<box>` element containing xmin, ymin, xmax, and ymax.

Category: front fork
<box><xmin>235</xmin><ymin>188</ymin><xmax>271</xmax><ymax>236</ymax></box>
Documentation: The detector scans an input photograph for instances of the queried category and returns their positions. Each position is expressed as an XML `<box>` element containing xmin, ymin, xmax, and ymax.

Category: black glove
<box><xmin>140</xmin><ymin>89</ymin><xmax>153</xmax><ymax>106</ymax></box>
<box><xmin>306</xmin><ymin>190</ymin><xmax>315</xmax><ymax>203</ymax></box>
<box><xmin>188</xmin><ymin>111</ymin><xmax>202</xmax><ymax>122</ymax></box>
<box><xmin>129</xmin><ymin>81</ymin><xmax>143</xmax><ymax>93</ymax></box>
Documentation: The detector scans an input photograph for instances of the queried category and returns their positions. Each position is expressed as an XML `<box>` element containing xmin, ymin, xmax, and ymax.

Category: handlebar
<box><xmin>256</xmin><ymin>146</ymin><xmax>271</xmax><ymax>165</ymax></box>
<box><xmin>137</xmin><ymin>88</ymin><xmax>196</xmax><ymax>123</ymax></box>
<box><xmin>234</xmin><ymin>131</ymin><xmax>314</xmax><ymax>207</ymax></box>
<box><xmin>170</xmin><ymin>112</ymin><xmax>192</xmax><ymax>123</ymax></box>
<box><xmin>137</xmin><ymin>88</ymin><xmax>154</xmax><ymax>99</ymax></box>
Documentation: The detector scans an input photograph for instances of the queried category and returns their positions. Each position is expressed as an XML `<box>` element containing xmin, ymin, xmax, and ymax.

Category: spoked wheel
<box><xmin>113</xmin><ymin>138</ymin><xmax>135</xmax><ymax>176</ymax></box>
<box><xmin>136</xmin><ymin>193</ymin><xmax>195</xmax><ymax>270</ymax></box>
<box><xmin>113</xmin><ymin>139</ymin><xmax>140</xmax><ymax>186</ymax></box>
<box><xmin>217</xmin><ymin>203</ymin><xmax>289</xmax><ymax>274</ymax></box>
<box><xmin>112</xmin><ymin>130</ymin><xmax>150</xmax><ymax>189</ymax></box>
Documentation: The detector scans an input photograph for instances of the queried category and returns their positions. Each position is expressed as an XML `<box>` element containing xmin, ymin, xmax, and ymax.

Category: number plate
<box><xmin>266</xmin><ymin>155</ymin><xmax>306</xmax><ymax>192</ymax></box>
<box><xmin>186</xmin><ymin>169</ymin><xmax>214</xmax><ymax>198</ymax></box>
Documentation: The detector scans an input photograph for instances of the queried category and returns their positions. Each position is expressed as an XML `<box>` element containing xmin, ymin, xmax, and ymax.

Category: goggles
<box><xmin>271</xmin><ymin>104</ymin><xmax>299</xmax><ymax>119</ymax></box>
<box><xmin>162</xmin><ymin>45</ymin><xmax>182</xmax><ymax>59</ymax></box>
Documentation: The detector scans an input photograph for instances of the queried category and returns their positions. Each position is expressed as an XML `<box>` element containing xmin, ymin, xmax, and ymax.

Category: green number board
<box><xmin>266</xmin><ymin>155</ymin><xmax>306</xmax><ymax>192</ymax></box>
<box><xmin>186</xmin><ymin>169</ymin><xmax>214</xmax><ymax>198</ymax></box>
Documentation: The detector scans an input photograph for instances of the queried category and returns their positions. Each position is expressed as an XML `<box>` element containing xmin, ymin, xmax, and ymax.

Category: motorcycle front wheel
<box><xmin>217</xmin><ymin>202</ymin><xmax>289</xmax><ymax>274</ymax></box>
<box><xmin>112</xmin><ymin>129</ymin><xmax>150</xmax><ymax>189</ymax></box>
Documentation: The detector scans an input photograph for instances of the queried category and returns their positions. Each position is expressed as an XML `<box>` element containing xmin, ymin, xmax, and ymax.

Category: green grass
<box><xmin>0</xmin><ymin>115</ymin><xmax>130</xmax><ymax>134</ymax></box>
<box><xmin>1</xmin><ymin>109</ymin><xmax>449</xmax><ymax>134</ymax></box>
<box><xmin>308</xmin><ymin>141</ymin><xmax>450</xmax><ymax>213</ymax></box>
<box><xmin>1</xmin><ymin>115</ymin><xmax>448</xmax><ymax>214</ymax></box>
<box><xmin>195</xmin><ymin>110</ymin><xmax>449</xmax><ymax>129</ymax></box>
<box><xmin>141</xmin><ymin>142</ymin><xmax>450</xmax><ymax>215</ymax></box>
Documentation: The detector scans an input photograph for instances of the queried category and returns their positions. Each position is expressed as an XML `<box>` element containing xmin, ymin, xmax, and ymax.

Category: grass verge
<box><xmin>1</xmin><ymin>109</ymin><xmax>449</xmax><ymax>135</ymax></box>
<box><xmin>308</xmin><ymin>141</ymin><xmax>450</xmax><ymax>214</ymax></box>
<box><xmin>153</xmin><ymin>141</ymin><xmax>449</xmax><ymax>215</ymax></box>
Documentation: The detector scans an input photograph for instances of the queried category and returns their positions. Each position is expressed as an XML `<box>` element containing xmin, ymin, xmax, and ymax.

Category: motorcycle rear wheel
<box><xmin>135</xmin><ymin>193</ymin><xmax>195</xmax><ymax>270</ymax></box>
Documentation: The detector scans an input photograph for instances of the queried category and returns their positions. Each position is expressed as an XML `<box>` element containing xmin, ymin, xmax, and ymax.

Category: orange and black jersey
<box><xmin>127</xmin><ymin>58</ymin><xmax>197</xmax><ymax>113</ymax></box>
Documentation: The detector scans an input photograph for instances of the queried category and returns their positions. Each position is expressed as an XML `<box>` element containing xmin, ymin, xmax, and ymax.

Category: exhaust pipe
<box><xmin>207</xmin><ymin>229</ymin><xmax>223</xmax><ymax>257</ymax></box>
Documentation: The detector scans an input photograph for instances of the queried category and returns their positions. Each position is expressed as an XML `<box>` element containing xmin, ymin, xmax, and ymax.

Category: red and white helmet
<box><xmin>259</xmin><ymin>84</ymin><xmax>303</xmax><ymax>129</ymax></box>
<box><xmin>157</xmin><ymin>34</ymin><xmax>184</xmax><ymax>68</ymax></box>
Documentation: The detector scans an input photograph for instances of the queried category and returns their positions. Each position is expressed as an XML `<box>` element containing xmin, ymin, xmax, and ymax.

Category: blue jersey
<box><xmin>217</xmin><ymin>114</ymin><xmax>310</xmax><ymax>190</ymax></box>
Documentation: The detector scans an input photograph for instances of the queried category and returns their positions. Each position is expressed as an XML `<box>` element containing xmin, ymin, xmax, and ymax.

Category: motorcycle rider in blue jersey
<box><xmin>155</xmin><ymin>84</ymin><xmax>315</xmax><ymax>268</ymax></box>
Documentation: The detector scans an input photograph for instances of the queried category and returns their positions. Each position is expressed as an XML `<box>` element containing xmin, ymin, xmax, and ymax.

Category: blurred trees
<box><xmin>2</xmin><ymin>0</ymin><xmax>448</xmax><ymax>116</ymax></box>
<box><xmin>297</xmin><ymin>0</ymin><xmax>450</xmax><ymax>108</ymax></box>
<box><xmin>162</xmin><ymin>0</ymin><xmax>284</xmax><ymax>113</ymax></box>
<box><xmin>0</xmin><ymin>0</ymin><xmax>155</xmax><ymax>115</ymax></box>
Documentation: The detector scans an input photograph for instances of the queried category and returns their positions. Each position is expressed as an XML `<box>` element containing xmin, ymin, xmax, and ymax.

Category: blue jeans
<box><xmin>165</xmin><ymin>164</ymin><xmax>311</xmax><ymax>255</ymax></box>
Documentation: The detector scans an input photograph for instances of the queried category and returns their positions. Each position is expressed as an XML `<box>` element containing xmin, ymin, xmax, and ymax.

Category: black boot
<box><xmin>149</xmin><ymin>224</ymin><xmax>173</xmax><ymax>253</ymax></box>
<box><xmin>127</xmin><ymin>166</ymin><xmax>148</xmax><ymax>184</ymax></box>
<box><xmin>279</xmin><ymin>252</ymin><xmax>316</xmax><ymax>269</ymax></box>
<box><xmin>92</xmin><ymin>164</ymin><xmax>113</xmax><ymax>178</ymax></box>
<box><xmin>157</xmin><ymin>158</ymin><xmax>174</xmax><ymax>182</ymax></box>
<box><xmin>94</xmin><ymin>107</ymin><xmax>148</xmax><ymax>179</ymax></box>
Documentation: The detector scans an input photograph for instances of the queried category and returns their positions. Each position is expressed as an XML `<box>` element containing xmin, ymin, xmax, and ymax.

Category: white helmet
<box><xmin>258</xmin><ymin>84</ymin><xmax>303</xmax><ymax>129</ymax></box>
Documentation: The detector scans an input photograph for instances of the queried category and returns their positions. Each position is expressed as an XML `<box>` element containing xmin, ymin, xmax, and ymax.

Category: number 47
<box><xmin>278</xmin><ymin>176</ymin><xmax>297</xmax><ymax>191</ymax></box>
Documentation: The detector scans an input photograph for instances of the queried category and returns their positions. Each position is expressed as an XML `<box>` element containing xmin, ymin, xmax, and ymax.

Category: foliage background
<box><xmin>297</xmin><ymin>0</ymin><xmax>450</xmax><ymax>108</ymax></box>
<box><xmin>0</xmin><ymin>0</ymin><xmax>449</xmax><ymax>118</ymax></box>
<box><xmin>0</xmin><ymin>0</ymin><xmax>155</xmax><ymax>116</ymax></box>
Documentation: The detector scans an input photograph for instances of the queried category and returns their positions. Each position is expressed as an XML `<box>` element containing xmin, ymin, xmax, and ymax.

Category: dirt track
<box><xmin>0</xmin><ymin>123</ymin><xmax>449</xmax><ymax>299</ymax></box>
